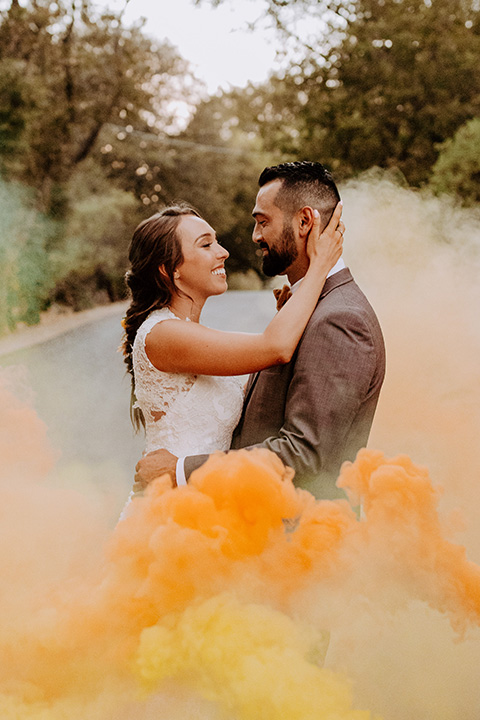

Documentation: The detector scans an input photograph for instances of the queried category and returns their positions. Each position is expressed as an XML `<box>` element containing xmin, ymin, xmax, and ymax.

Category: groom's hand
<box><xmin>134</xmin><ymin>448</ymin><xmax>178</xmax><ymax>490</ymax></box>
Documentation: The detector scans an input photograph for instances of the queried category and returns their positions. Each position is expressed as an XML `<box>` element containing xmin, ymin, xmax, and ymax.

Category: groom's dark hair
<box><xmin>258</xmin><ymin>161</ymin><xmax>341</xmax><ymax>229</ymax></box>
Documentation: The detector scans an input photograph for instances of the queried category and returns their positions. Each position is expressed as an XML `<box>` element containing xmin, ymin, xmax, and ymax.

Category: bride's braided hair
<box><xmin>122</xmin><ymin>204</ymin><xmax>201</xmax><ymax>429</ymax></box>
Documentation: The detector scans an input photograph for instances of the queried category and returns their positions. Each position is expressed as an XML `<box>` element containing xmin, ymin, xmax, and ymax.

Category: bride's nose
<box><xmin>217</xmin><ymin>243</ymin><xmax>229</xmax><ymax>260</ymax></box>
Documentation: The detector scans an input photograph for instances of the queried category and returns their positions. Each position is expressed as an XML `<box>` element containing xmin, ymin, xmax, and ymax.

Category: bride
<box><xmin>120</xmin><ymin>202</ymin><xmax>343</xmax><ymax>511</ymax></box>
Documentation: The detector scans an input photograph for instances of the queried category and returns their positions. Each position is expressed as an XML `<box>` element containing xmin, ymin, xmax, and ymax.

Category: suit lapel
<box><xmin>237</xmin><ymin>269</ymin><xmax>354</xmax><ymax>430</ymax></box>
<box><xmin>244</xmin><ymin>371</ymin><xmax>260</xmax><ymax>404</ymax></box>
<box><xmin>319</xmin><ymin>267</ymin><xmax>353</xmax><ymax>300</ymax></box>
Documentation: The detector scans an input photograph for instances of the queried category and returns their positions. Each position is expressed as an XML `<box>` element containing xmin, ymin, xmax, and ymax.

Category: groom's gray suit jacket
<box><xmin>185</xmin><ymin>268</ymin><xmax>386</xmax><ymax>499</ymax></box>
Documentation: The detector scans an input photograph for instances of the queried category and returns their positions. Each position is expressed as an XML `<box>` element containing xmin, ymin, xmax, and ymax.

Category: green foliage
<box><xmin>95</xmin><ymin>94</ymin><xmax>276</xmax><ymax>281</ymax></box>
<box><xmin>48</xmin><ymin>159</ymin><xmax>139</xmax><ymax>310</ymax></box>
<box><xmin>0</xmin><ymin>178</ymin><xmax>55</xmax><ymax>332</ymax></box>
<box><xmin>0</xmin><ymin>0</ymin><xmax>198</xmax><ymax>213</ymax></box>
<box><xmin>429</xmin><ymin>118</ymin><xmax>480</xmax><ymax>205</ymax></box>
<box><xmin>0</xmin><ymin>0</ymin><xmax>210</xmax><ymax>325</ymax></box>
<box><xmin>318</xmin><ymin>0</ymin><xmax>480</xmax><ymax>184</ymax></box>
<box><xmin>200</xmin><ymin>0</ymin><xmax>480</xmax><ymax>186</ymax></box>
<box><xmin>5</xmin><ymin>0</ymin><xmax>479</xmax><ymax>332</ymax></box>
<box><xmin>166</xmin><ymin>97</ymin><xmax>276</xmax><ymax>279</ymax></box>
<box><xmin>0</xmin><ymin>59</ymin><xmax>30</xmax><ymax>160</ymax></box>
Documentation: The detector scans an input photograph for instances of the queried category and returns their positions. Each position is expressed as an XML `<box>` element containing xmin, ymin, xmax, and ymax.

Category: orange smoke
<box><xmin>2</xmin><ymin>174</ymin><xmax>480</xmax><ymax>718</ymax></box>
<box><xmin>339</xmin><ymin>451</ymin><xmax>480</xmax><ymax>632</ymax></box>
<box><xmin>2</xmin><ymin>362</ymin><xmax>479</xmax><ymax>719</ymax></box>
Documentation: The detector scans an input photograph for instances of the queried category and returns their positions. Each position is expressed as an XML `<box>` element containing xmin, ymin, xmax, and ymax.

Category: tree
<box><xmin>194</xmin><ymin>0</ymin><xmax>354</xmax><ymax>64</ymax></box>
<box><xmin>316</xmin><ymin>0</ymin><xmax>480</xmax><ymax>183</ymax></box>
<box><xmin>48</xmin><ymin>158</ymin><xmax>139</xmax><ymax>310</ymax></box>
<box><xmin>0</xmin><ymin>58</ymin><xmax>31</xmax><ymax>161</ymax></box>
<box><xmin>429</xmin><ymin>117</ymin><xmax>480</xmax><ymax>205</ymax></box>
<box><xmin>92</xmin><ymin>91</ymin><xmax>276</xmax><ymax>281</ymax></box>
<box><xmin>0</xmin><ymin>178</ymin><xmax>54</xmax><ymax>330</ymax></box>
<box><xmin>197</xmin><ymin>0</ymin><xmax>480</xmax><ymax>185</ymax></box>
<box><xmin>0</xmin><ymin>0</ymin><xmax>207</xmax><ymax>325</ymax></box>
<box><xmin>0</xmin><ymin>0</ymin><xmax>198</xmax><ymax>213</ymax></box>
<box><xmin>168</xmin><ymin>95</ymin><xmax>276</xmax><ymax>279</ymax></box>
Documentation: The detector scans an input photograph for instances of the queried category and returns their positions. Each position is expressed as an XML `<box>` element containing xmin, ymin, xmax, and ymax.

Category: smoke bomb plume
<box><xmin>1</xmin><ymin>175</ymin><xmax>480</xmax><ymax>718</ymax></box>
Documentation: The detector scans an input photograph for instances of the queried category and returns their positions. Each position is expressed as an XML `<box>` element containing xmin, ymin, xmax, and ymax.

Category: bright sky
<box><xmin>107</xmin><ymin>0</ymin><xmax>279</xmax><ymax>93</ymax></box>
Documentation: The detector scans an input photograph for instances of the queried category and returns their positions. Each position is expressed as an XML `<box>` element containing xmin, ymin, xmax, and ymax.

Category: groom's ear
<box><xmin>296</xmin><ymin>206</ymin><xmax>316</xmax><ymax>238</ymax></box>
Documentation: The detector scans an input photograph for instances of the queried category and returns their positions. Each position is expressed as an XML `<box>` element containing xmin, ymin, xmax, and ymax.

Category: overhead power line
<box><xmin>106</xmin><ymin>124</ymin><xmax>262</xmax><ymax>156</ymax></box>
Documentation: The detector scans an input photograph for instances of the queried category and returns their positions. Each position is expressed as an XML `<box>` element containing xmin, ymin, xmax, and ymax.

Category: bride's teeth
<box><xmin>212</xmin><ymin>269</ymin><xmax>225</xmax><ymax>276</ymax></box>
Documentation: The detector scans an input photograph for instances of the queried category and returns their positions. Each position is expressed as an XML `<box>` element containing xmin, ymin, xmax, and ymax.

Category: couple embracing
<box><xmin>121</xmin><ymin>161</ymin><xmax>385</xmax><ymax>515</ymax></box>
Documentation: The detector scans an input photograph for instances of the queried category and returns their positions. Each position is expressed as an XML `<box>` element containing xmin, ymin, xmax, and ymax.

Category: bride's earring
<box><xmin>174</xmin><ymin>271</ymin><xmax>180</xmax><ymax>281</ymax></box>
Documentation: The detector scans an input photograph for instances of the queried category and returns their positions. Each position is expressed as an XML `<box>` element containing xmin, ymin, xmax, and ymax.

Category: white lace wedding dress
<box><xmin>120</xmin><ymin>307</ymin><xmax>245</xmax><ymax>517</ymax></box>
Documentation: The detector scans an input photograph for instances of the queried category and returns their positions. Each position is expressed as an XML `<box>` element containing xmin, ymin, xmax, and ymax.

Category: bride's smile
<box><xmin>173</xmin><ymin>215</ymin><xmax>229</xmax><ymax>306</ymax></box>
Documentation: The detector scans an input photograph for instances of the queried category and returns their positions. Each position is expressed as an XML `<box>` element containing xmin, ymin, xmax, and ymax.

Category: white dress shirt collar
<box><xmin>290</xmin><ymin>257</ymin><xmax>346</xmax><ymax>293</ymax></box>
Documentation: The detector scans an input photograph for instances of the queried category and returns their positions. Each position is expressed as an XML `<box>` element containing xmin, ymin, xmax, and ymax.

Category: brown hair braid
<box><xmin>121</xmin><ymin>204</ymin><xmax>201</xmax><ymax>430</ymax></box>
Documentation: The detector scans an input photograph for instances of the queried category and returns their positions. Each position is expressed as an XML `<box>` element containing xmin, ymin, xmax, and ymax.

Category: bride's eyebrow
<box><xmin>195</xmin><ymin>232</ymin><xmax>216</xmax><ymax>244</ymax></box>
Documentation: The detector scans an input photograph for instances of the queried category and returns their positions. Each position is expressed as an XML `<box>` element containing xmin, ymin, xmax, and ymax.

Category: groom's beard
<box><xmin>261</xmin><ymin>221</ymin><xmax>298</xmax><ymax>277</ymax></box>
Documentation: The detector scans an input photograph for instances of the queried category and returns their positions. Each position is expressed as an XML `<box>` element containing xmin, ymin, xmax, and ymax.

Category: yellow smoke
<box><xmin>136</xmin><ymin>594</ymin><xmax>363</xmax><ymax>720</ymax></box>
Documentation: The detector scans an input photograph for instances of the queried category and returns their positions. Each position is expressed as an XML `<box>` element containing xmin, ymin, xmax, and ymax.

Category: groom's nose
<box><xmin>252</xmin><ymin>223</ymin><xmax>262</xmax><ymax>243</ymax></box>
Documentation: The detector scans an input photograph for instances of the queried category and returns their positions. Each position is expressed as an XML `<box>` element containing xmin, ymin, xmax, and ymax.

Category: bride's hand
<box><xmin>306</xmin><ymin>202</ymin><xmax>344</xmax><ymax>273</ymax></box>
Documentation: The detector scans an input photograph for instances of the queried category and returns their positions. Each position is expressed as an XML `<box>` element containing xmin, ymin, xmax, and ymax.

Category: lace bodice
<box><xmin>132</xmin><ymin>308</ymin><xmax>244</xmax><ymax>457</ymax></box>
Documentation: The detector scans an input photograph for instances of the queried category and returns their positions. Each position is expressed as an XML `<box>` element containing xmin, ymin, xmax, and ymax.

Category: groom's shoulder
<box><xmin>311</xmin><ymin>268</ymin><xmax>381</xmax><ymax>327</ymax></box>
<box><xmin>316</xmin><ymin>268</ymin><xmax>367</xmax><ymax>310</ymax></box>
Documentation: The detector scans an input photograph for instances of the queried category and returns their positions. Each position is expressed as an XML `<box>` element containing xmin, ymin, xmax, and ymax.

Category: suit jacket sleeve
<box><xmin>184</xmin><ymin>452</ymin><xmax>209</xmax><ymax>480</ymax></box>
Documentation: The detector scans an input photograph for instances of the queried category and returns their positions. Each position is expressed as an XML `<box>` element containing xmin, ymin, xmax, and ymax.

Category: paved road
<box><xmin>0</xmin><ymin>291</ymin><xmax>275</xmax><ymax>492</ymax></box>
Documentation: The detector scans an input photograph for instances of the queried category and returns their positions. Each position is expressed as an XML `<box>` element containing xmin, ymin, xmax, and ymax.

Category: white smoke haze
<box><xmin>343</xmin><ymin>174</ymin><xmax>480</xmax><ymax>542</ymax></box>
<box><xmin>326</xmin><ymin>175</ymin><xmax>480</xmax><ymax>718</ymax></box>
<box><xmin>0</xmin><ymin>175</ymin><xmax>479</xmax><ymax>719</ymax></box>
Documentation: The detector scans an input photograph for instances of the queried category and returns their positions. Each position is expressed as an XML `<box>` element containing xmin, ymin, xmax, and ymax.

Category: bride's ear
<box><xmin>158</xmin><ymin>264</ymin><xmax>179</xmax><ymax>283</ymax></box>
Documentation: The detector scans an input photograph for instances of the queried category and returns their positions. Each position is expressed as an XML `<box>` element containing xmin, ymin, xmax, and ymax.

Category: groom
<box><xmin>135</xmin><ymin>161</ymin><xmax>385</xmax><ymax>499</ymax></box>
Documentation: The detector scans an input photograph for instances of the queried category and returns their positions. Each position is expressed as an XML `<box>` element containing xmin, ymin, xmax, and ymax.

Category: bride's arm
<box><xmin>145</xmin><ymin>204</ymin><xmax>343</xmax><ymax>377</ymax></box>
